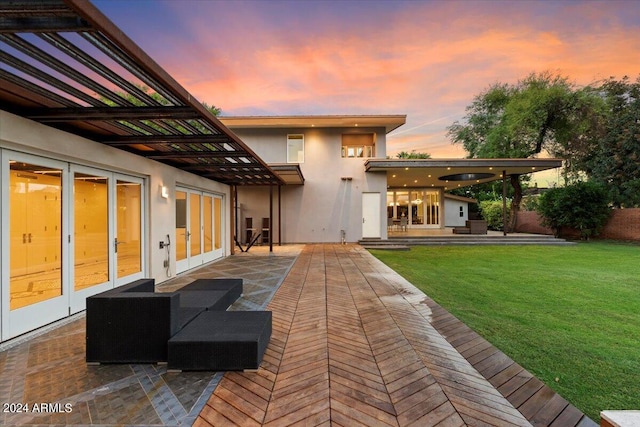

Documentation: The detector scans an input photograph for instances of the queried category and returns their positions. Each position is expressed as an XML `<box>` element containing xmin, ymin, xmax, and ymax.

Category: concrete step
<box><xmin>360</xmin><ymin>244</ymin><xmax>410</xmax><ymax>251</ymax></box>
<box><xmin>360</xmin><ymin>235</ymin><xmax>575</xmax><ymax>247</ymax></box>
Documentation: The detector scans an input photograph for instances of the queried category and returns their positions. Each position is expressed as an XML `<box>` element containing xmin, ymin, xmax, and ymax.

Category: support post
<box><xmin>269</xmin><ymin>184</ymin><xmax>273</xmax><ymax>253</ymax></box>
<box><xmin>502</xmin><ymin>170</ymin><xmax>507</xmax><ymax>236</ymax></box>
<box><xmin>278</xmin><ymin>184</ymin><xmax>282</xmax><ymax>246</ymax></box>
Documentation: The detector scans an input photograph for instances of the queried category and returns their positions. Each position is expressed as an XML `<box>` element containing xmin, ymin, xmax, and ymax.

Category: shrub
<box><xmin>479</xmin><ymin>199</ymin><xmax>510</xmax><ymax>231</ymax></box>
<box><xmin>537</xmin><ymin>181</ymin><xmax>611</xmax><ymax>239</ymax></box>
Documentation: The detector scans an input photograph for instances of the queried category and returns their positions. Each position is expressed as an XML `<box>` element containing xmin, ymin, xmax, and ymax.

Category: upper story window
<box><xmin>342</xmin><ymin>133</ymin><xmax>376</xmax><ymax>158</ymax></box>
<box><xmin>287</xmin><ymin>134</ymin><xmax>304</xmax><ymax>163</ymax></box>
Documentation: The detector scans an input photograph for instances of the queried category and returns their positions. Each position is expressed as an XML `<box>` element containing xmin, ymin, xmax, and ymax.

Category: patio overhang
<box><xmin>0</xmin><ymin>0</ymin><xmax>283</xmax><ymax>186</ymax></box>
<box><xmin>365</xmin><ymin>158</ymin><xmax>563</xmax><ymax>189</ymax></box>
<box><xmin>269</xmin><ymin>163</ymin><xmax>305</xmax><ymax>185</ymax></box>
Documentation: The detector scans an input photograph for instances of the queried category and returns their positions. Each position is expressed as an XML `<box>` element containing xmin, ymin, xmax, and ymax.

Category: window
<box><xmin>342</xmin><ymin>133</ymin><xmax>375</xmax><ymax>158</ymax></box>
<box><xmin>287</xmin><ymin>134</ymin><xmax>304</xmax><ymax>163</ymax></box>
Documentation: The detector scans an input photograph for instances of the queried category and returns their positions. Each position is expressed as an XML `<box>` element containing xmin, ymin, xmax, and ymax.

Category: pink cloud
<box><xmin>140</xmin><ymin>0</ymin><xmax>639</xmax><ymax>157</ymax></box>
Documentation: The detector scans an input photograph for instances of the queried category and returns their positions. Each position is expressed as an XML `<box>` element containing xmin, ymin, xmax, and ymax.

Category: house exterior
<box><xmin>221</xmin><ymin>116</ymin><xmax>405</xmax><ymax>243</ymax></box>
<box><xmin>0</xmin><ymin>1</ymin><xmax>563</xmax><ymax>344</ymax></box>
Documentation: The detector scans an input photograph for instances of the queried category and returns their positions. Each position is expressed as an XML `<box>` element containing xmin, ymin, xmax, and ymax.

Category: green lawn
<box><xmin>370</xmin><ymin>242</ymin><xmax>640</xmax><ymax>422</ymax></box>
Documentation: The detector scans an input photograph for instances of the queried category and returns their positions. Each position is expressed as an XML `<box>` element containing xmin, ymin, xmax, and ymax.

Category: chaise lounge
<box><xmin>86</xmin><ymin>277</ymin><xmax>271</xmax><ymax>371</ymax></box>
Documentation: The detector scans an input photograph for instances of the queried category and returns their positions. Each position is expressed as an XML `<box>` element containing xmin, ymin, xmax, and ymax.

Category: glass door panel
<box><xmin>74</xmin><ymin>172</ymin><xmax>109</xmax><ymax>290</ymax></box>
<box><xmin>214</xmin><ymin>197</ymin><xmax>222</xmax><ymax>251</ymax></box>
<box><xmin>203</xmin><ymin>196</ymin><xmax>213</xmax><ymax>253</ymax></box>
<box><xmin>396</xmin><ymin>192</ymin><xmax>409</xmax><ymax>219</ymax></box>
<box><xmin>116</xmin><ymin>179</ymin><xmax>142</xmax><ymax>280</ymax></box>
<box><xmin>9</xmin><ymin>162</ymin><xmax>63</xmax><ymax>310</ymax></box>
<box><xmin>3</xmin><ymin>153</ymin><xmax>68</xmax><ymax>340</ymax></box>
<box><xmin>189</xmin><ymin>193</ymin><xmax>201</xmax><ymax>257</ymax></box>
<box><xmin>175</xmin><ymin>190</ymin><xmax>187</xmax><ymax>262</ymax></box>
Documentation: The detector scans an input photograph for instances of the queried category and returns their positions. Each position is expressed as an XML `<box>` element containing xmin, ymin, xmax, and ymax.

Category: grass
<box><xmin>370</xmin><ymin>241</ymin><xmax>640</xmax><ymax>422</ymax></box>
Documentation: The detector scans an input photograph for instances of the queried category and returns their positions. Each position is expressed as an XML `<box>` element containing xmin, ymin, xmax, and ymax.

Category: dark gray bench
<box><xmin>167</xmin><ymin>311</ymin><xmax>272</xmax><ymax>371</ymax></box>
<box><xmin>86</xmin><ymin>278</ymin><xmax>242</xmax><ymax>363</ymax></box>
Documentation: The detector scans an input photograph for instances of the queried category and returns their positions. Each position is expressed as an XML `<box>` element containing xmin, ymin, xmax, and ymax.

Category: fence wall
<box><xmin>514</xmin><ymin>209</ymin><xmax>640</xmax><ymax>241</ymax></box>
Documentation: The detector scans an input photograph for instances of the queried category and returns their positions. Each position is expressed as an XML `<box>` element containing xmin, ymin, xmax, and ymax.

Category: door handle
<box><xmin>28</xmin><ymin>233</ymin><xmax>32</xmax><ymax>243</ymax></box>
<box><xmin>186</xmin><ymin>231</ymin><xmax>191</xmax><ymax>241</ymax></box>
<box><xmin>23</xmin><ymin>233</ymin><xmax>26</xmax><ymax>244</ymax></box>
<box><xmin>114</xmin><ymin>238</ymin><xmax>123</xmax><ymax>252</ymax></box>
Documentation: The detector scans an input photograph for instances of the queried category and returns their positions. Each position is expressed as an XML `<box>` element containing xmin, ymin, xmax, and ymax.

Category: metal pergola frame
<box><xmin>0</xmin><ymin>0</ymin><xmax>283</xmax><ymax>186</ymax></box>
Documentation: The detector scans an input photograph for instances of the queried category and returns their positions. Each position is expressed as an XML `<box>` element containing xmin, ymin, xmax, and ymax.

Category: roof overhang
<box><xmin>220</xmin><ymin>115</ymin><xmax>407</xmax><ymax>134</ymax></box>
<box><xmin>365</xmin><ymin>158</ymin><xmax>563</xmax><ymax>190</ymax></box>
<box><xmin>0</xmin><ymin>0</ymin><xmax>282</xmax><ymax>186</ymax></box>
<box><xmin>269</xmin><ymin>163</ymin><xmax>305</xmax><ymax>185</ymax></box>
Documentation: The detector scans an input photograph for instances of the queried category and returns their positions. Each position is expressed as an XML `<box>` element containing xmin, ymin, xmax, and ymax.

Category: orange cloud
<box><xmin>146</xmin><ymin>0</ymin><xmax>639</xmax><ymax>158</ymax></box>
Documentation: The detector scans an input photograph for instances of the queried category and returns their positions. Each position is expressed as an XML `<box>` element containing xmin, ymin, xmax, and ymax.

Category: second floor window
<box><xmin>342</xmin><ymin>133</ymin><xmax>376</xmax><ymax>158</ymax></box>
<box><xmin>287</xmin><ymin>134</ymin><xmax>304</xmax><ymax>163</ymax></box>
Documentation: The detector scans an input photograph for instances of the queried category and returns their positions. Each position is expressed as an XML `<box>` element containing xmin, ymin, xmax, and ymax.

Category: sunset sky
<box><xmin>93</xmin><ymin>0</ymin><xmax>639</xmax><ymax>166</ymax></box>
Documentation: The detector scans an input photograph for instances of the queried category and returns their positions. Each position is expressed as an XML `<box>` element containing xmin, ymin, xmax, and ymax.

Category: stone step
<box><xmin>360</xmin><ymin>236</ymin><xmax>575</xmax><ymax>247</ymax></box>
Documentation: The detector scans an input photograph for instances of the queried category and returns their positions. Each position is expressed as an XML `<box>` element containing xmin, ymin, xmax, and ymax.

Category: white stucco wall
<box><xmin>232</xmin><ymin>126</ymin><xmax>389</xmax><ymax>243</ymax></box>
<box><xmin>0</xmin><ymin>110</ymin><xmax>231</xmax><ymax>284</ymax></box>
<box><xmin>444</xmin><ymin>198</ymin><xmax>469</xmax><ymax>227</ymax></box>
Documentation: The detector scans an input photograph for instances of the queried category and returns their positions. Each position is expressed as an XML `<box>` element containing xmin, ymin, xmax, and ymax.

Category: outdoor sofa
<box><xmin>453</xmin><ymin>219</ymin><xmax>488</xmax><ymax>235</ymax></box>
<box><xmin>86</xmin><ymin>278</ymin><xmax>271</xmax><ymax>371</ymax></box>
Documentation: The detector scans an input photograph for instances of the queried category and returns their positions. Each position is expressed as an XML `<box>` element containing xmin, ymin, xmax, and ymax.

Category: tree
<box><xmin>537</xmin><ymin>181</ymin><xmax>610</xmax><ymax>240</ymax></box>
<box><xmin>447</xmin><ymin>71</ymin><xmax>605</xmax><ymax>230</ymax></box>
<box><xmin>582</xmin><ymin>76</ymin><xmax>640</xmax><ymax>207</ymax></box>
<box><xmin>395</xmin><ymin>150</ymin><xmax>431</xmax><ymax>159</ymax></box>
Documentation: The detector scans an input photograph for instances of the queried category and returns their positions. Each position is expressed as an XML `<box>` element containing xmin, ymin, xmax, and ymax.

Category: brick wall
<box><xmin>515</xmin><ymin>209</ymin><xmax>640</xmax><ymax>241</ymax></box>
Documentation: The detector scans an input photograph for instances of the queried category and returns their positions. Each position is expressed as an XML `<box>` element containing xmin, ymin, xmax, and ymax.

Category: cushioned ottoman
<box><xmin>178</xmin><ymin>278</ymin><xmax>243</xmax><ymax>307</ymax></box>
<box><xmin>178</xmin><ymin>290</ymin><xmax>231</xmax><ymax>311</ymax></box>
<box><xmin>167</xmin><ymin>311</ymin><xmax>272</xmax><ymax>371</ymax></box>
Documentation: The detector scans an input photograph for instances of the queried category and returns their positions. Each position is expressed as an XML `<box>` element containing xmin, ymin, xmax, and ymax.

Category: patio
<box><xmin>0</xmin><ymin>244</ymin><xmax>593</xmax><ymax>426</ymax></box>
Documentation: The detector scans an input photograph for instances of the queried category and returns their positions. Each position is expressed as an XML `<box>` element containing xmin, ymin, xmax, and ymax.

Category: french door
<box><xmin>1</xmin><ymin>152</ymin><xmax>145</xmax><ymax>340</ymax></box>
<box><xmin>176</xmin><ymin>188</ymin><xmax>223</xmax><ymax>274</ymax></box>
<box><xmin>68</xmin><ymin>168</ymin><xmax>144</xmax><ymax>313</ymax></box>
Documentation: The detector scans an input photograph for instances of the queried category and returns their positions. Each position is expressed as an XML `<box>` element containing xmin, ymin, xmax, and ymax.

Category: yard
<box><xmin>370</xmin><ymin>242</ymin><xmax>640</xmax><ymax>422</ymax></box>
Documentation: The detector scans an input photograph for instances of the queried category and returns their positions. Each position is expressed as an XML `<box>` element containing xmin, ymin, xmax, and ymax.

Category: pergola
<box><xmin>0</xmin><ymin>0</ymin><xmax>290</xmax><ymax>252</ymax></box>
<box><xmin>0</xmin><ymin>0</ymin><xmax>282</xmax><ymax>186</ymax></box>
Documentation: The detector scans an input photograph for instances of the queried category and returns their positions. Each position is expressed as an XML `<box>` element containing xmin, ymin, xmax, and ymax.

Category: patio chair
<box><xmin>400</xmin><ymin>217</ymin><xmax>408</xmax><ymax>231</ymax></box>
<box><xmin>387</xmin><ymin>217</ymin><xmax>394</xmax><ymax>231</ymax></box>
<box><xmin>261</xmin><ymin>217</ymin><xmax>270</xmax><ymax>244</ymax></box>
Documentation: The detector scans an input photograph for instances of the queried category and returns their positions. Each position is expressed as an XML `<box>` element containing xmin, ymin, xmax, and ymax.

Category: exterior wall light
<box><xmin>161</xmin><ymin>185</ymin><xmax>169</xmax><ymax>199</ymax></box>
